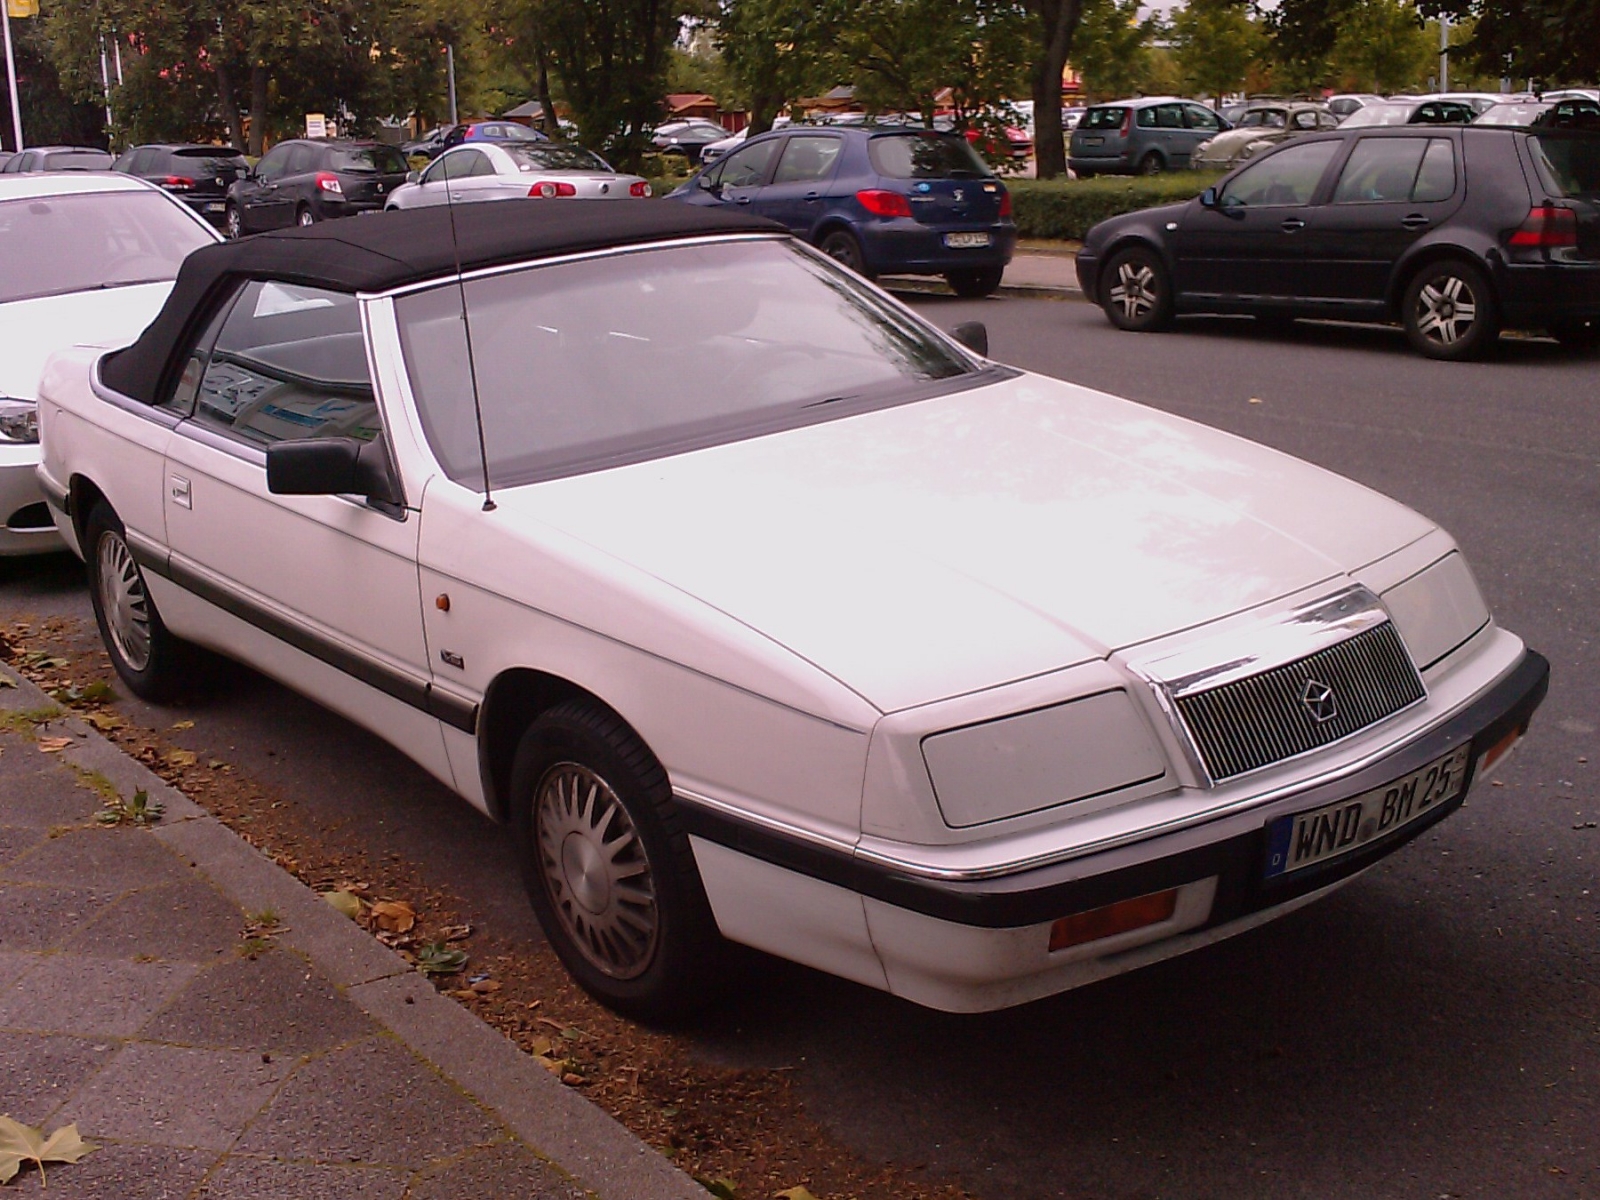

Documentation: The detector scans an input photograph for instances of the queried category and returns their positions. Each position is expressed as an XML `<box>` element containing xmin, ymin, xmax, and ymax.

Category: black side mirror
<box><xmin>1200</xmin><ymin>186</ymin><xmax>1217</xmax><ymax>208</ymax></box>
<box><xmin>266</xmin><ymin>437</ymin><xmax>401</xmax><ymax>506</ymax></box>
<box><xmin>950</xmin><ymin>321</ymin><xmax>989</xmax><ymax>357</ymax></box>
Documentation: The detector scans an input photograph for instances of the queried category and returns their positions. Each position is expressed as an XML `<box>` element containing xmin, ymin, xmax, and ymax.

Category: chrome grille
<box><xmin>1174</xmin><ymin>622</ymin><xmax>1424</xmax><ymax>781</ymax></box>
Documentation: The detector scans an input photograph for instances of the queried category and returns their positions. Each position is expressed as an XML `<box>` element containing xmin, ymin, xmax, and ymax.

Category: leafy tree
<box><xmin>1327</xmin><ymin>0</ymin><xmax>1432</xmax><ymax>92</ymax></box>
<box><xmin>1025</xmin><ymin>0</ymin><xmax>1086</xmax><ymax>178</ymax></box>
<box><xmin>1263</xmin><ymin>0</ymin><xmax>1358</xmax><ymax>91</ymax></box>
<box><xmin>1071</xmin><ymin>0</ymin><xmax>1156</xmax><ymax>102</ymax></box>
<box><xmin>717</xmin><ymin>0</ymin><xmax>839</xmax><ymax>137</ymax></box>
<box><xmin>1169</xmin><ymin>0</ymin><xmax>1264</xmax><ymax>106</ymax></box>
<box><xmin>1419</xmin><ymin>0</ymin><xmax>1600</xmax><ymax>83</ymax></box>
<box><xmin>0</xmin><ymin>14</ymin><xmax>105</xmax><ymax>150</ymax></box>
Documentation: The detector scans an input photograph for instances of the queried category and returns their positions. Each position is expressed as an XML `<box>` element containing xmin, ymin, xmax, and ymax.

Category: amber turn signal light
<box><xmin>1048</xmin><ymin>888</ymin><xmax>1179</xmax><ymax>953</ymax></box>
<box><xmin>1479</xmin><ymin>725</ymin><xmax>1524</xmax><ymax>774</ymax></box>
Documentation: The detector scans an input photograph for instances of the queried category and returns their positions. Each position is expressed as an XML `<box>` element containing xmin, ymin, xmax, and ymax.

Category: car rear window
<box><xmin>332</xmin><ymin>145</ymin><xmax>408</xmax><ymax>174</ymax></box>
<box><xmin>0</xmin><ymin>190</ymin><xmax>214</xmax><ymax>305</ymax></box>
<box><xmin>1528</xmin><ymin>133</ymin><xmax>1600</xmax><ymax>198</ymax></box>
<box><xmin>867</xmin><ymin>133</ymin><xmax>991</xmax><ymax>179</ymax></box>
<box><xmin>504</xmin><ymin>144</ymin><xmax>612</xmax><ymax>172</ymax></box>
<box><xmin>1081</xmin><ymin>107</ymin><xmax>1126</xmax><ymax>131</ymax></box>
<box><xmin>171</xmin><ymin>147</ymin><xmax>246</xmax><ymax>176</ymax></box>
<box><xmin>43</xmin><ymin>151</ymin><xmax>112</xmax><ymax>170</ymax></box>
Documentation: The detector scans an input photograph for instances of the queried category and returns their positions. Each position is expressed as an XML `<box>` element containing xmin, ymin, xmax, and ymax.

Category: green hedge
<box><xmin>1008</xmin><ymin>172</ymin><xmax>1222</xmax><ymax>242</ymax></box>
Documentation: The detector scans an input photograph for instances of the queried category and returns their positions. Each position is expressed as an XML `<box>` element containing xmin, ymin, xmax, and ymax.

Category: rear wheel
<box><xmin>1100</xmin><ymin>245</ymin><xmax>1173</xmax><ymax>332</ymax></box>
<box><xmin>1138</xmin><ymin>151</ymin><xmax>1163</xmax><ymax>175</ymax></box>
<box><xmin>296</xmin><ymin>205</ymin><xmax>316</xmax><ymax>227</ymax></box>
<box><xmin>1402</xmin><ymin>260</ymin><xmax>1498</xmax><ymax>360</ymax></box>
<box><xmin>510</xmin><ymin>700</ymin><xmax>722</xmax><ymax>1021</ymax></box>
<box><xmin>1549</xmin><ymin>316</ymin><xmax>1600</xmax><ymax>350</ymax></box>
<box><xmin>818</xmin><ymin>229</ymin><xmax>873</xmax><ymax>280</ymax></box>
<box><xmin>945</xmin><ymin>267</ymin><xmax>1004</xmax><ymax>298</ymax></box>
<box><xmin>85</xmin><ymin>503</ymin><xmax>192</xmax><ymax>701</ymax></box>
<box><xmin>225</xmin><ymin>203</ymin><xmax>242</xmax><ymax>239</ymax></box>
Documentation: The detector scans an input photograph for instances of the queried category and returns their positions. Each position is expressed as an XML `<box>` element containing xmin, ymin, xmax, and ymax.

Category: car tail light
<box><xmin>529</xmin><ymin>180</ymin><xmax>577</xmax><ymax>198</ymax></box>
<box><xmin>1048</xmin><ymin>888</ymin><xmax>1179</xmax><ymax>953</ymax></box>
<box><xmin>161</xmin><ymin>175</ymin><xmax>194</xmax><ymax>190</ymax></box>
<box><xmin>856</xmin><ymin>188</ymin><xmax>913</xmax><ymax>218</ymax></box>
<box><xmin>629</xmin><ymin>180</ymin><xmax>652</xmax><ymax>198</ymax></box>
<box><xmin>1119</xmin><ymin>108</ymin><xmax>1133</xmax><ymax>137</ymax></box>
<box><xmin>1508</xmin><ymin>205</ymin><xmax>1577</xmax><ymax>248</ymax></box>
<box><xmin>315</xmin><ymin>172</ymin><xmax>343</xmax><ymax>194</ymax></box>
<box><xmin>998</xmin><ymin>188</ymin><xmax>1012</xmax><ymax>217</ymax></box>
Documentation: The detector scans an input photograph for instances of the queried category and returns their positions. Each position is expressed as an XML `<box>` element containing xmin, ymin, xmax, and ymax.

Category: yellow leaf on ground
<box><xmin>170</xmin><ymin>720</ymin><xmax>195</xmax><ymax>730</ymax></box>
<box><xmin>164</xmin><ymin>749</ymin><xmax>198</xmax><ymax>767</ymax></box>
<box><xmin>321</xmin><ymin>890</ymin><xmax>364</xmax><ymax>919</ymax></box>
<box><xmin>0</xmin><ymin>1116</ymin><xmax>95</xmax><ymax>1184</ymax></box>
<box><xmin>369</xmin><ymin>900</ymin><xmax>417</xmax><ymax>933</ymax></box>
<box><xmin>776</xmin><ymin>1188</ymin><xmax>821</xmax><ymax>1200</ymax></box>
<box><xmin>84</xmin><ymin>711</ymin><xmax>124</xmax><ymax>732</ymax></box>
<box><xmin>37</xmin><ymin>737</ymin><xmax>72</xmax><ymax>753</ymax></box>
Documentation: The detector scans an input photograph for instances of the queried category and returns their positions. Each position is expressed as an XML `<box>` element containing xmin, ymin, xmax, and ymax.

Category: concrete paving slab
<box><xmin>234</xmin><ymin>1037</ymin><xmax>501</xmax><ymax>1168</ymax></box>
<box><xmin>58</xmin><ymin>737</ymin><xmax>208</xmax><ymax>823</ymax></box>
<box><xmin>0</xmin><ymin>1030</ymin><xmax>118</xmax><ymax>1125</ymax></box>
<box><xmin>57</xmin><ymin>1043</ymin><xmax>287</xmax><ymax>1150</ymax></box>
<box><xmin>0</xmin><ymin>883</ymin><xmax>123</xmax><ymax>951</ymax></box>
<box><xmin>143</xmin><ymin>947</ymin><xmax>375</xmax><ymax>1055</ymax></box>
<box><xmin>2</xmin><ymin>1141</ymin><xmax>216</xmax><ymax>1198</ymax></box>
<box><xmin>64</xmin><ymin>879</ymin><xmax>244</xmax><ymax>963</ymax></box>
<box><xmin>194</xmin><ymin>1157</ymin><xmax>410</xmax><ymax>1200</ymax></box>
<box><xmin>8</xmin><ymin>826</ymin><xmax>195</xmax><ymax>893</ymax></box>
<box><xmin>405</xmin><ymin>1141</ymin><xmax>589</xmax><ymax>1199</ymax></box>
<box><xmin>0</xmin><ymin>824</ymin><xmax>47</xmax><ymax>869</ymax></box>
<box><xmin>0</xmin><ymin>741</ymin><xmax>103</xmax><ymax>828</ymax></box>
<box><xmin>0</xmin><ymin>953</ymin><xmax>198</xmax><ymax>1038</ymax></box>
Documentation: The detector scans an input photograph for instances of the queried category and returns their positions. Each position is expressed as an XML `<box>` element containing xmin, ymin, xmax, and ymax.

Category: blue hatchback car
<box><xmin>669</xmin><ymin>125</ymin><xmax>1016</xmax><ymax>296</ymax></box>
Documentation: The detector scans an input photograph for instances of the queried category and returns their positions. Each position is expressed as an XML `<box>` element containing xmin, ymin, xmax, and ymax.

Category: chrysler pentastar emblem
<box><xmin>1300</xmin><ymin>678</ymin><xmax>1338</xmax><ymax>723</ymax></box>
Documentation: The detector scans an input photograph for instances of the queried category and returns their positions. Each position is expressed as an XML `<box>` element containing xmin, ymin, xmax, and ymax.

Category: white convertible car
<box><xmin>35</xmin><ymin>202</ymin><xmax>1547</xmax><ymax>1016</ymax></box>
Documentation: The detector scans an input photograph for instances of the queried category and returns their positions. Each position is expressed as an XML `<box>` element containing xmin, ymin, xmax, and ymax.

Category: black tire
<box><xmin>1137</xmin><ymin>151</ymin><xmax>1163</xmax><ymax>175</ymax></box>
<box><xmin>510</xmin><ymin>700</ymin><xmax>722</xmax><ymax>1020</ymax></box>
<box><xmin>84</xmin><ymin>502</ymin><xmax>192</xmax><ymax>702</ymax></box>
<box><xmin>225</xmin><ymin>203</ymin><xmax>242</xmax><ymax>239</ymax></box>
<box><xmin>1074</xmin><ymin>168</ymin><xmax>1095</xmax><ymax>180</ymax></box>
<box><xmin>1402</xmin><ymin>260</ymin><xmax>1499</xmax><ymax>360</ymax></box>
<box><xmin>296</xmin><ymin>205</ymin><xmax>316</xmax><ymax>227</ymax></box>
<box><xmin>945</xmin><ymin>266</ymin><xmax>1004</xmax><ymax>298</ymax></box>
<box><xmin>818</xmin><ymin>228</ymin><xmax>874</xmax><ymax>280</ymax></box>
<box><xmin>1100</xmin><ymin>245</ymin><xmax>1173</xmax><ymax>332</ymax></box>
<box><xmin>1549</xmin><ymin>316</ymin><xmax>1600</xmax><ymax>350</ymax></box>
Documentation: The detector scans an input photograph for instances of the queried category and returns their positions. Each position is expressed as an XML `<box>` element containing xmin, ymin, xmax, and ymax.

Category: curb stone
<box><xmin>0</xmin><ymin>661</ymin><xmax>706</xmax><ymax>1200</ymax></box>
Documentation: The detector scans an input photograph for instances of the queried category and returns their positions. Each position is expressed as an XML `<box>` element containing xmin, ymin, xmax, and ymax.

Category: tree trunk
<box><xmin>248</xmin><ymin>64</ymin><xmax>268</xmax><ymax>157</ymax></box>
<box><xmin>535</xmin><ymin>43</ymin><xmax>555</xmax><ymax>133</ymax></box>
<box><xmin>1029</xmin><ymin>0</ymin><xmax>1084</xmax><ymax>179</ymax></box>
<box><xmin>214</xmin><ymin>57</ymin><xmax>246</xmax><ymax>152</ymax></box>
<box><xmin>746</xmin><ymin>91</ymin><xmax>783</xmax><ymax>138</ymax></box>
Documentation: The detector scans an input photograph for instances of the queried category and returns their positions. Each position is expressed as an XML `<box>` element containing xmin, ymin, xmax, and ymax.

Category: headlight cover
<box><xmin>922</xmin><ymin>690</ymin><xmax>1167</xmax><ymax>828</ymax></box>
<box><xmin>0</xmin><ymin>397</ymin><xmax>39</xmax><ymax>445</ymax></box>
<box><xmin>1381</xmin><ymin>552</ymin><xmax>1490</xmax><ymax>672</ymax></box>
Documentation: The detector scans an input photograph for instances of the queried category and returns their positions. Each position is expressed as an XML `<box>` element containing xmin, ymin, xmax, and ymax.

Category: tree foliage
<box><xmin>1420</xmin><ymin>0</ymin><xmax>1600</xmax><ymax>83</ymax></box>
<box><xmin>716</xmin><ymin>0</ymin><xmax>839</xmax><ymax>137</ymax></box>
<box><xmin>1263</xmin><ymin>0</ymin><xmax>1357</xmax><ymax>91</ymax></box>
<box><xmin>1327</xmin><ymin>0</ymin><xmax>1433</xmax><ymax>93</ymax></box>
<box><xmin>1071</xmin><ymin>0</ymin><xmax>1157</xmax><ymax>102</ymax></box>
<box><xmin>1169</xmin><ymin>0</ymin><xmax>1264</xmax><ymax>105</ymax></box>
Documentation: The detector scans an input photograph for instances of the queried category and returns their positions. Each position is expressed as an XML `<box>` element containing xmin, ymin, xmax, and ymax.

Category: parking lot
<box><xmin>3</xmin><ymin>291</ymin><xmax>1594</xmax><ymax>1197</ymax></box>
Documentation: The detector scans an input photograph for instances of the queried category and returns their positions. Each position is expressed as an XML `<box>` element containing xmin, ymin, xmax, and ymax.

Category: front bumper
<box><xmin>0</xmin><ymin>443</ymin><xmax>64</xmax><ymax>556</ymax></box>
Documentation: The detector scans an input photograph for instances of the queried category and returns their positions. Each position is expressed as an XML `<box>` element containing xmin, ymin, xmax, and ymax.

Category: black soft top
<box><xmin>101</xmin><ymin>200</ymin><xmax>780</xmax><ymax>405</ymax></box>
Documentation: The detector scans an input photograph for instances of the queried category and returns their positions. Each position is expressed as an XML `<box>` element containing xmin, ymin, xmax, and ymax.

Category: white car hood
<box><xmin>500</xmin><ymin>372</ymin><xmax>1435</xmax><ymax>712</ymax></box>
<box><xmin>0</xmin><ymin>282</ymin><xmax>174</xmax><ymax>400</ymax></box>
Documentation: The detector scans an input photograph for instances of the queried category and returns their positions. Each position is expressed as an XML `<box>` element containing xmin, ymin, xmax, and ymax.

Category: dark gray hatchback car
<box><xmin>1069</xmin><ymin>98</ymin><xmax>1231</xmax><ymax>176</ymax></box>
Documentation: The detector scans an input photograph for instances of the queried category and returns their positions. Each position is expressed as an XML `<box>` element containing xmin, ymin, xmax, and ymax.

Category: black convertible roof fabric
<box><xmin>102</xmin><ymin>200</ymin><xmax>780</xmax><ymax>405</ymax></box>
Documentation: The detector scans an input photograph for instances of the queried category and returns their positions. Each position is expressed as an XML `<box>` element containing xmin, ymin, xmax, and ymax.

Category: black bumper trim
<box><xmin>679</xmin><ymin>649</ymin><xmax>1549</xmax><ymax>929</ymax></box>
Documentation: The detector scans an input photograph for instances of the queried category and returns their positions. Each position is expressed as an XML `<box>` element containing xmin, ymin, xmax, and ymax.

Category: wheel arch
<box><xmin>67</xmin><ymin>473</ymin><xmax>109</xmax><ymax>554</ymax></box>
<box><xmin>1094</xmin><ymin>232</ymin><xmax>1175</xmax><ymax>298</ymax></box>
<box><xmin>1386</xmin><ymin>243</ymin><xmax>1498</xmax><ymax>317</ymax></box>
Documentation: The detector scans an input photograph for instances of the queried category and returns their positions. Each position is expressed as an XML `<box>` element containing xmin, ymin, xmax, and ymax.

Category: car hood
<box><xmin>0</xmin><ymin>282</ymin><xmax>174</xmax><ymax>400</ymax></box>
<box><xmin>1199</xmin><ymin>127</ymin><xmax>1284</xmax><ymax>154</ymax></box>
<box><xmin>499</xmin><ymin>372</ymin><xmax>1434</xmax><ymax>712</ymax></box>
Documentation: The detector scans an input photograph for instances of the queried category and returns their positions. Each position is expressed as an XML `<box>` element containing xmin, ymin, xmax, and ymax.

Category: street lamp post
<box><xmin>2</xmin><ymin>0</ymin><xmax>24</xmax><ymax>152</ymax></box>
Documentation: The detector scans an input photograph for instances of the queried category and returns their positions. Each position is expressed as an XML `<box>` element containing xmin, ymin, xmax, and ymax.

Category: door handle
<box><xmin>804</xmin><ymin>192</ymin><xmax>820</xmax><ymax>201</ymax></box>
<box><xmin>1401</xmin><ymin>214</ymin><xmax>1431</xmax><ymax>230</ymax></box>
<box><xmin>1280</xmin><ymin>218</ymin><xmax>1306</xmax><ymax>232</ymax></box>
<box><xmin>735</xmin><ymin>196</ymin><xmax>752</xmax><ymax>205</ymax></box>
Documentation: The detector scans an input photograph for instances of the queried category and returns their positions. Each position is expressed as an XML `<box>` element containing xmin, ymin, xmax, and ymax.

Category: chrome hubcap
<box><xmin>1109</xmin><ymin>260</ymin><xmax>1158</xmax><ymax>320</ymax></box>
<box><xmin>1417</xmin><ymin>275</ymin><xmax>1477</xmax><ymax>344</ymax></box>
<box><xmin>97</xmin><ymin>532</ymin><xmax>152</xmax><ymax>672</ymax></box>
<box><xmin>535</xmin><ymin>763</ymin><xmax>657</xmax><ymax>979</ymax></box>
<box><xmin>299</xmin><ymin>211</ymin><xmax>314</xmax><ymax>226</ymax></box>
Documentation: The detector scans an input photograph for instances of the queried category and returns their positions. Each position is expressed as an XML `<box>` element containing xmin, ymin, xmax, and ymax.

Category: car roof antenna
<box><xmin>441</xmin><ymin>158</ymin><xmax>497</xmax><ymax>512</ymax></box>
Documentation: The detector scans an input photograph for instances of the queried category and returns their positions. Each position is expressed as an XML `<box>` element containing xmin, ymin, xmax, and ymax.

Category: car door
<box><xmin>243</xmin><ymin>145</ymin><xmax>292</xmax><ymax>230</ymax></box>
<box><xmin>1295</xmin><ymin>135</ymin><xmax>1464</xmax><ymax>307</ymax></box>
<box><xmin>159</xmin><ymin>279</ymin><xmax>449</xmax><ymax>780</ymax></box>
<box><xmin>755</xmin><ymin>134</ymin><xmax>843</xmax><ymax>235</ymax></box>
<box><xmin>1171</xmin><ymin>139</ymin><xmax>1343</xmax><ymax>303</ymax></box>
<box><xmin>445</xmin><ymin>149</ymin><xmax>499</xmax><ymax>202</ymax></box>
<box><xmin>407</xmin><ymin>153</ymin><xmax>455</xmax><ymax>208</ymax></box>
<box><xmin>276</xmin><ymin>144</ymin><xmax>320</xmax><ymax>224</ymax></box>
<box><xmin>1180</xmin><ymin>104</ymin><xmax>1223</xmax><ymax>166</ymax></box>
<box><xmin>695</xmin><ymin>138</ymin><xmax>780</xmax><ymax>210</ymax></box>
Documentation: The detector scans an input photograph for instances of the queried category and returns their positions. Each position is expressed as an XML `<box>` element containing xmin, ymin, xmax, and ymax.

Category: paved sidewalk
<box><xmin>0</xmin><ymin>664</ymin><xmax>702</xmax><ymax>1199</ymax></box>
<box><xmin>884</xmin><ymin>248</ymin><xmax>1080</xmax><ymax>299</ymax></box>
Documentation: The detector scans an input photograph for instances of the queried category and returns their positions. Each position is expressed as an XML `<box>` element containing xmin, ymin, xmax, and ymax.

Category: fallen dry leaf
<box><xmin>164</xmin><ymin>749</ymin><xmax>198</xmax><ymax>768</ymax></box>
<box><xmin>37</xmin><ymin>737</ymin><xmax>73</xmax><ymax>753</ymax></box>
<box><xmin>83</xmin><ymin>711</ymin><xmax>125</xmax><ymax>733</ymax></box>
<box><xmin>170</xmin><ymin>719</ymin><xmax>195</xmax><ymax>731</ymax></box>
<box><xmin>776</xmin><ymin>1188</ymin><xmax>821</xmax><ymax>1200</ymax></box>
<box><xmin>368</xmin><ymin>900</ymin><xmax>417</xmax><ymax>933</ymax></box>
<box><xmin>0</xmin><ymin>1115</ymin><xmax>95</xmax><ymax>1184</ymax></box>
<box><xmin>470</xmin><ymin>979</ymin><xmax>501</xmax><ymax>994</ymax></box>
<box><xmin>321</xmin><ymin>890</ymin><xmax>364</xmax><ymax>920</ymax></box>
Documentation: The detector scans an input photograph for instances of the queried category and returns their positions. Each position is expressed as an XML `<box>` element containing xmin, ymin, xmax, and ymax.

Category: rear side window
<box><xmin>1081</xmin><ymin>107</ymin><xmax>1126</xmax><ymax>131</ymax></box>
<box><xmin>332</xmin><ymin>145</ymin><xmax>408</xmax><ymax>174</ymax></box>
<box><xmin>772</xmin><ymin>136</ymin><xmax>842</xmax><ymax>184</ymax></box>
<box><xmin>1219</xmin><ymin>140</ymin><xmax>1339</xmax><ymax>207</ymax></box>
<box><xmin>1529</xmin><ymin>134</ymin><xmax>1600</xmax><ymax>198</ymax></box>
<box><xmin>868</xmin><ymin>133</ymin><xmax>991</xmax><ymax>179</ymax></box>
<box><xmin>190</xmin><ymin>281</ymin><xmax>381</xmax><ymax>449</ymax></box>
<box><xmin>1332</xmin><ymin>138</ymin><xmax>1456</xmax><ymax>204</ymax></box>
<box><xmin>1413</xmin><ymin>139</ymin><xmax>1456</xmax><ymax>201</ymax></box>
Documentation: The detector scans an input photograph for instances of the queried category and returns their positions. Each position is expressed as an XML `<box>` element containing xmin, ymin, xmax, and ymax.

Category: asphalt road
<box><xmin>4</xmin><ymin>297</ymin><xmax>1596</xmax><ymax>1199</ymax></box>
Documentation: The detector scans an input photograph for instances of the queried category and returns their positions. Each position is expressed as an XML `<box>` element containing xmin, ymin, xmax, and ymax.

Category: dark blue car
<box><xmin>669</xmin><ymin>125</ymin><xmax>1016</xmax><ymax>296</ymax></box>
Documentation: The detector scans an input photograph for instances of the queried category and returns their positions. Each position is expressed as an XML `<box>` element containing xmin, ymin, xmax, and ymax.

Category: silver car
<box><xmin>385</xmin><ymin>142</ymin><xmax>651</xmax><ymax>210</ymax></box>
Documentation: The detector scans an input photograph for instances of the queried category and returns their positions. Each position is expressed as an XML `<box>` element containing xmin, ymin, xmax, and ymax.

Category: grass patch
<box><xmin>1009</xmin><ymin>172</ymin><xmax>1223</xmax><ymax>241</ymax></box>
<box><xmin>0</xmin><ymin>704</ymin><xmax>66</xmax><ymax>735</ymax></box>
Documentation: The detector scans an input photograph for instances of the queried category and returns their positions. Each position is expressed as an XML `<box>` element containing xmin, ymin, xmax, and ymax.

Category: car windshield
<box><xmin>1340</xmin><ymin>104</ymin><xmax>1414</xmax><ymax>128</ymax></box>
<box><xmin>395</xmin><ymin>237</ymin><xmax>979</xmax><ymax>488</ymax></box>
<box><xmin>1528</xmin><ymin>133</ymin><xmax>1600</xmax><ymax>198</ymax></box>
<box><xmin>504</xmin><ymin>144</ymin><xmax>612</xmax><ymax>173</ymax></box>
<box><xmin>332</xmin><ymin>145</ymin><xmax>408</xmax><ymax>173</ymax></box>
<box><xmin>0</xmin><ymin>190</ymin><xmax>213</xmax><ymax>305</ymax></box>
<box><xmin>1081</xmin><ymin>107</ymin><xmax>1126</xmax><ymax>131</ymax></box>
<box><xmin>868</xmin><ymin>132</ymin><xmax>992</xmax><ymax>179</ymax></box>
<box><xmin>1241</xmin><ymin>110</ymin><xmax>1287</xmax><ymax>128</ymax></box>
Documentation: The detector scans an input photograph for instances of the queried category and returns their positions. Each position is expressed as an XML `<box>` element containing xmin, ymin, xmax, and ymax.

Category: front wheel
<box><xmin>1138</xmin><ymin>152</ymin><xmax>1163</xmax><ymax>175</ymax></box>
<box><xmin>1402</xmin><ymin>260</ymin><xmax>1499</xmax><ymax>360</ymax></box>
<box><xmin>818</xmin><ymin>229</ymin><xmax>874</xmax><ymax>280</ymax></box>
<box><xmin>85</xmin><ymin>503</ymin><xmax>193</xmax><ymax>701</ymax></box>
<box><xmin>945</xmin><ymin>266</ymin><xmax>1004</xmax><ymax>298</ymax></box>
<box><xmin>1100</xmin><ymin>246</ymin><xmax>1173</xmax><ymax>332</ymax></box>
<box><xmin>225</xmin><ymin>203</ymin><xmax>242</xmax><ymax>239</ymax></box>
<box><xmin>510</xmin><ymin>700</ymin><xmax>722</xmax><ymax>1020</ymax></box>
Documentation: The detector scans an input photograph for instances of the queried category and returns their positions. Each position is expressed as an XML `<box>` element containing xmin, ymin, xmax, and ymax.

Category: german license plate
<box><xmin>1264</xmin><ymin>746</ymin><xmax>1471</xmax><ymax>879</ymax></box>
<box><xmin>1083</xmin><ymin>136</ymin><xmax>1104</xmax><ymax>146</ymax></box>
<box><xmin>944</xmin><ymin>232</ymin><xmax>991</xmax><ymax>249</ymax></box>
<box><xmin>206</xmin><ymin>202</ymin><xmax>225</xmax><ymax>212</ymax></box>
